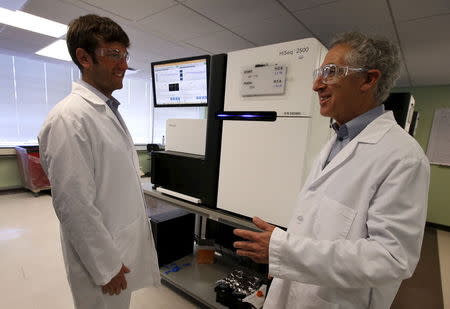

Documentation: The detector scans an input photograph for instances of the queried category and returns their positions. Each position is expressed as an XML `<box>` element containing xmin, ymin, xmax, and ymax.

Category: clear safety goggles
<box><xmin>95</xmin><ymin>48</ymin><xmax>130</xmax><ymax>63</ymax></box>
<box><xmin>313</xmin><ymin>64</ymin><xmax>367</xmax><ymax>84</ymax></box>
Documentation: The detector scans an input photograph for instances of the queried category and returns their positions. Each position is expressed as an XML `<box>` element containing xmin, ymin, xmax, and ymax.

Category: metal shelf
<box><xmin>142</xmin><ymin>182</ymin><xmax>258</xmax><ymax>230</ymax></box>
<box><xmin>160</xmin><ymin>254</ymin><xmax>231</xmax><ymax>309</ymax></box>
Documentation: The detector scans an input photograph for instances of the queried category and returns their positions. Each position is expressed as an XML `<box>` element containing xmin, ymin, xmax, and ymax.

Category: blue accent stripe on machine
<box><xmin>216</xmin><ymin>111</ymin><xmax>277</xmax><ymax>121</ymax></box>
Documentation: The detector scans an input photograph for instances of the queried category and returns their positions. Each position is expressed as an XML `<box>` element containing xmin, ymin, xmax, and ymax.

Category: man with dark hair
<box><xmin>39</xmin><ymin>14</ymin><xmax>160</xmax><ymax>309</ymax></box>
<box><xmin>234</xmin><ymin>32</ymin><xmax>430</xmax><ymax>309</ymax></box>
<box><xmin>66</xmin><ymin>14</ymin><xmax>130</xmax><ymax>72</ymax></box>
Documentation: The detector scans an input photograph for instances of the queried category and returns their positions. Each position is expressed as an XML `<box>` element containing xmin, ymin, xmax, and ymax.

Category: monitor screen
<box><xmin>151</xmin><ymin>55</ymin><xmax>209</xmax><ymax>107</ymax></box>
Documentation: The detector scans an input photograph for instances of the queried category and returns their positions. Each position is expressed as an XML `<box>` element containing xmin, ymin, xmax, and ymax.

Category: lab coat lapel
<box><xmin>316</xmin><ymin>137</ymin><xmax>336</xmax><ymax>173</ymax></box>
<box><xmin>72</xmin><ymin>83</ymin><xmax>132</xmax><ymax>145</ymax></box>
<box><xmin>103</xmin><ymin>106</ymin><xmax>141</xmax><ymax>176</ymax></box>
<box><xmin>104</xmin><ymin>105</ymin><xmax>132</xmax><ymax>142</ymax></box>
<box><xmin>104</xmin><ymin>107</ymin><xmax>141</xmax><ymax>177</ymax></box>
<box><xmin>307</xmin><ymin>112</ymin><xmax>395</xmax><ymax>189</ymax></box>
<box><xmin>309</xmin><ymin>138</ymin><xmax>360</xmax><ymax>188</ymax></box>
<box><xmin>299</xmin><ymin>137</ymin><xmax>335</xmax><ymax>192</ymax></box>
<box><xmin>72</xmin><ymin>83</ymin><xmax>141</xmax><ymax>176</ymax></box>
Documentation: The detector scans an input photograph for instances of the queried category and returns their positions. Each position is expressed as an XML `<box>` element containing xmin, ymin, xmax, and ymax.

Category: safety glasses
<box><xmin>313</xmin><ymin>64</ymin><xmax>367</xmax><ymax>84</ymax></box>
<box><xmin>95</xmin><ymin>48</ymin><xmax>130</xmax><ymax>63</ymax></box>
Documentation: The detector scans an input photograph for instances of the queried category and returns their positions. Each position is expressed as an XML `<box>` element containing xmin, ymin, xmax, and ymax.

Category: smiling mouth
<box><xmin>319</xmin><ymin>94</ymin><xmax>331</xmax><ymax>105</ymax></box>
<box><xmin>114</xmin><ymin>72</ymin><xmax>124</xmax><ymax>78</ymax></box>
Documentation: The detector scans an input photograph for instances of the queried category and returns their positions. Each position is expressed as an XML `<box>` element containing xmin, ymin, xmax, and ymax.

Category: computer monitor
<box><xmin>151</xmin><ymin>55</ymin><xmax>210</xmax><ymax>107</ymax></box>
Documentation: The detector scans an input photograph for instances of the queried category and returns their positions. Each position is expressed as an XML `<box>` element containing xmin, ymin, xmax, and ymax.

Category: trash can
<box><xmin>14</xmin><ymin>146</ymin><xmax>51</xmax><ymax>196</ymax></box>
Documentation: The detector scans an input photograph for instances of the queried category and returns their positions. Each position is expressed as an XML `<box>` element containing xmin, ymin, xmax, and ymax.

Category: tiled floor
<box><xmin>0</xmin><ymin>191</ymin><xmax>200</xmax><ymax>309</ymax></box>
<box><xmin>0</xmin><ymin>190</ymin><xmax>449</xmax><ymax>309</ymax></box>
<box><xmin>392</xmin><ymin>227</ymin><xmax>444</xmax><ymax>308</ymax></box>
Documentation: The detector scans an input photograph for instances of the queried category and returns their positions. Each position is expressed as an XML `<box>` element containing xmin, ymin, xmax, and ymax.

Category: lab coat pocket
<box><xmin>112</xmin><ymin>217</ymin><xmax>142</xmax><ymax>267</ymax></box>
<box><xmin>313</xmin><ymin>196</ymin><xmax>356</xmax><ymax>240</ymax></box>
<box><xmin>288</xmin><ymin>282</ymin><xmax>339</xmax><ymax>309</ymax></box>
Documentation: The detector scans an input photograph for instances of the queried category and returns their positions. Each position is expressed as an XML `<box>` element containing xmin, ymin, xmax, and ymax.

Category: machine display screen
<box><xmin>151</xmin><ymin>56</ymin><xmax>209</xmax><ymax>107</ymax></box>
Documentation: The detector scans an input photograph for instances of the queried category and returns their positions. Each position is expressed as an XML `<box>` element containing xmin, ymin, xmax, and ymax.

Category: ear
<box><xmin>360</xmin><ymin>69</ymin><xmax>381</xmax><ymax>92</ymax></box>
<box><xmin>75</xmin><ymin>48</ymin><xmax>92</xmax><ymax>70</ymax></box>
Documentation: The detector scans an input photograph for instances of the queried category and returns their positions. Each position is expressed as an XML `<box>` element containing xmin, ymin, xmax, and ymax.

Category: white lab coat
<box><xmin>39</xmin><ymin>82</ymin><xmax>160</xmax><ymax>308</ymax></box>
<box><xmin>264</xmin><ymin>111</ymin><xmax>430</xmax><ymax>309</ymax></box>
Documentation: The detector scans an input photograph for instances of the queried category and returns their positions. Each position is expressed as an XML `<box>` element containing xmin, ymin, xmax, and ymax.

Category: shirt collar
<box><xmin>106</xmin><ymin>97</ymin><xmax>121</xmax><ymax>111</ymax></box>
<box><xmin>331</xmin><ymin>122</ymin><xmax>348</xmax><ymax>140</ymax></box>
<box><xmin>332</xmin><ymin>104</ymin><xmax>385</xmax><ymax>141</ymax></box>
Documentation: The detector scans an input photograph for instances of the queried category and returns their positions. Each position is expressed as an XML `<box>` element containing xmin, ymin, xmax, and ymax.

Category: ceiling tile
<box><xmin>294</xmin><ymin>0</ymin><xmax>398</xmax><ymax>46</ymax></box>
<box><xmin>69</xmin><ymin>0</ymin><xmax>177</xmax><ymax>22</ymax></box>
<box><xmin>186</xmin><ymin>30</ymin><xmax>254</xmax><ymax>54</ymax></box>
<box><xmin>0</xmin><ymin>26</ymin><xmax>56</xmax><ymax>54</ymax></box>
<box><xmin>126</xmin><ymin>50</ymin><xmax>163</xmax><ymax>77</ymax></box>
<box><xmin>292</xmin><ymin>0</ymin><xmax>414</xmax><ymax>86</ymax></box>
<box><xmin>127</xmin><ymin>49</ymin><xmax>164</xmax><ymax>69</ymax></box>
<box><xmin>124</xmin><ymin>25</ymin><xmax>206</xmax><ymax>60</ymax></box>
<box><xmin>0</xmin><ymin>0</ymin><xmax>29</xmax><ymax>10</ymax></box>
<box><xmin>395</xmin><ymin>62</ymin><xmax>411</xmax><ymax>88</ymax></box>
<box><xmin>231</xmin><ymin>13</ymin><xmax>312</xmax><ymax>46</ymax></box>
<box><xmin>279</xmin><ymin>0</ymin><xmax>340</xmax><ymax>12</ymax></box>
<box><xmin>23</xmin><ymin>0</ymin><xmax>91</xmax><ymax>25</ymax></box>
<box><xmin>397</xmin><ymin>14</ymin><xmax>450</xmax><ymax>86</ymax></box>
<box><xmin>390</xmin><ymin>0</ymin><xmax>450</xmax><ymax>22</ymax></box>
<box><xmin>183</xmin><ymin>0</ymin><xmax>286</xmax><ymax>28</ymax></box>
<box><xmin>0</xmin><ymin>26</ymin><xmax>71</xmax><ymax>65</ymax></box>
<box><xmin>138</xmin><ymin>4</ymin><xmax>225</xmax><ymax>42</ymax></box>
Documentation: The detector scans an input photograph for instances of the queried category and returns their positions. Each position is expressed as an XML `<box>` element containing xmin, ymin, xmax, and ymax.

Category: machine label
<box><xmin>240</xmin><ymin>64</ymin><xmax>287</xmax><ymax>97</ymax></box>
<box><xmin>282</xmin><ymin>111</ymin><xmax>302</xmax><ymax>116</ymax></box>
<box><xmin>279</xmin><ymin>46</ymin><xmax>310</xmax><ymax>60</ymax></box>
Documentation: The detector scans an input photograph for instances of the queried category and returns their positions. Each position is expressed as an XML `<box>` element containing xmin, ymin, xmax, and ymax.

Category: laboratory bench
<box><xmin>142</xmin><ymin>182</ymin><xmax>264</xmax><ymax>309</ymax></box>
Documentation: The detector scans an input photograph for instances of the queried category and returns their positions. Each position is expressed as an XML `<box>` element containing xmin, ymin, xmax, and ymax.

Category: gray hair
<box><xmin>330</xmin><ymin>32</ymin><xmax>401</xmax><ymax>103</ymax></box>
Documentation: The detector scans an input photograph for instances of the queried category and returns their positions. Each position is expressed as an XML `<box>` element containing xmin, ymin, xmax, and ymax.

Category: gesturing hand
<box><xmin>102</xmin><ymin>264</ymin><xmax>130</xmax><ymax>295</ymax></box>
<box><xmin>233</xmin><ymin>217</ymin><xmax>276</xmax><ymax>264</ymax></box>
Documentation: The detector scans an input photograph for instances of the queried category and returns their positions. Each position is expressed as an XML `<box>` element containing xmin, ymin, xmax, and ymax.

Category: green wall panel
<box><xmin>395</xmin><ymin>85</ymin><xmax>450</xmax><ymax>227</ymax></box>
<box><xmin>137</xmin><ymin>151</ymin><xmax>151</xmax><ymax>175</ymax></box>
<box><xmin>0</xmin><ymin>152</ymin><xmax>151</xmax><ymax>191</ymax></box>
<box><xmin>0</xmin><ymin>157</ymin><xmax>23</xmax><ymax>189</ymax></box>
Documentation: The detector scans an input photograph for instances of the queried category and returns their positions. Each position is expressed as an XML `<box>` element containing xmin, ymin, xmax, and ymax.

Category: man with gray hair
<box><xmin>234</xmin><ymin>32</ymin><xmax>430</xmax><ymax>308</ymax></box>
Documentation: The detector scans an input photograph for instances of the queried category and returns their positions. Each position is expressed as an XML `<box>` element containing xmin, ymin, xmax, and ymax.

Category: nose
<box><xmin>313</xmin><ymin>77</ymin><xmax>326</xmax><ymax>92</ymax></box>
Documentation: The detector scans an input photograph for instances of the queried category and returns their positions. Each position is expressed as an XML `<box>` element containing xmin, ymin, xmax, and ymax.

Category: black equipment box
<box><xmin>383</xmin><ymin>92</ymin><xmax>413</xmax><ymax>129</ymax></box>
<box><xmin>150</xmin><ymin>209</ymin><xmax>195</xmax><ymax>267</ymax></box>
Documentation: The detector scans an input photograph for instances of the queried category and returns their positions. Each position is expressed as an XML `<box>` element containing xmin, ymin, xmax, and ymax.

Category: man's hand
<box><xmin>102</xmin><ymin>264</ymin><xmax>130</xmax><ymax>295</ymax></box>
<box><xmin>233</xmin><ymin>217</ymin><xmax>276</xmax><ymax>264</ymax></box>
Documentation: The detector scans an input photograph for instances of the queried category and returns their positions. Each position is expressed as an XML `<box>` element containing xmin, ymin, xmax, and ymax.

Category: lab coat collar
<box><xmin>72</xmin><ymin>82</ymin><xmax>108</xmax><ymax>107</ymax></box>
<box><xmin>309</xmin><ymin>111</ymin><xmax>396</xmax><ymax>189</ymax></box>
<box><xmin>71</xmin><ymin>82</ymin><xmax>133</xmax><ymax>143</ymax></box>
<box><xmin>354</xmin><ymin>111</ymin><xmax>396</xmax><ymax>144</ymax></box>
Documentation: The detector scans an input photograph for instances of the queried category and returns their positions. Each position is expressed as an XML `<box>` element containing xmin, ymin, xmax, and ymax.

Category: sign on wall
<box><xmin>426</xmin><ymin>108</ymin><xmax>450</xmax><ymax>166</ymax></box>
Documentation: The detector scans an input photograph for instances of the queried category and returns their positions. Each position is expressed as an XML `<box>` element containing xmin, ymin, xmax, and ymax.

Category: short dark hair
<box><xmin>66</xmin><ymin>14</ymin><xmax>130</xmax><ymax>71</ymax></box>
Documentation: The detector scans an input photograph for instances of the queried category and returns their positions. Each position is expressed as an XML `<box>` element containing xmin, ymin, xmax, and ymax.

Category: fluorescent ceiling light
<box><xmin>0</xmin><ymin>7</ymin><xmax>67</xmax><ymax>38</ymax></box>
<box><xmin>36</xmin><ymin>40</ymin><xmax>72</xmax><ymax>61</ymax></box>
